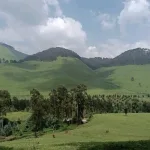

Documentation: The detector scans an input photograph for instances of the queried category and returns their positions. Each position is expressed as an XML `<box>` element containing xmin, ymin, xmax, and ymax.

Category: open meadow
<box><xmin>1</xmin><ymin>112</ymin><xmax>150</xmax><ymax>150</ymax></box>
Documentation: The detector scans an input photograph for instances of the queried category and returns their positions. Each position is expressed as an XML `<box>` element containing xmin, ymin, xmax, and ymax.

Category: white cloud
<box><xmin>98</xmin><ymin>12</ymin><xmax>116</xmax><ymax>29</ymax></box>
<box><xmin>96</xmin><ymin>39</ymin><xmax>150</xmax><ymax>58</ymax></box>
<box><xmin>1</xmin><ymin>0</ymin><xmax>150</xmax><ymax>58</ymax></box>
<box><xmin>90</xmin><ymin>10</ymin><xmax>116</xmax><ymax>29</ymax></box>
<box><xmin>118</xmin><ymin>0</ymin><xmax>150</xmax><ymax>33</ymax></box>
<box><xmin>85</xmin><ymin>46</ymin><xmax>100</xmax><ymax>58</ymax></box>
<box><xmin>0</xmin><ymin>0</ymin><xmax>88</xmax><ymax>55</ymax></box>
<box><xmin>84</xmin><ymin>39</ymin><xmax>150</xmax><ymax>58</ymax></box>
<box><xmin>32</xmin><ymin>17</ymin><xmax>87</xmax><ymax>54</ymax></box>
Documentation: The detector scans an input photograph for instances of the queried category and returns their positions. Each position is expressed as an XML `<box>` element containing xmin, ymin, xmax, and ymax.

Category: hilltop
<box><xmin>23</xmin><ymin>47</ymin><xmax>80</xmax><ymax>61</ymax></box>
<box><xmin>108</xmin><ymin>48</ymin><xmax>150</xmax><ymax>67</ymax></box>
<box><xmin>0</xmin><ymin>42</ymin><xmax>27</xmax><ymax>61</ymax></box>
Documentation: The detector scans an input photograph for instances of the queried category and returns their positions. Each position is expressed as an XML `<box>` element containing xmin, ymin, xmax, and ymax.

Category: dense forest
<box><xmin>0</xmin><ymin>85</ymin><xmax>150</xmax><ymax>137</ymax></box>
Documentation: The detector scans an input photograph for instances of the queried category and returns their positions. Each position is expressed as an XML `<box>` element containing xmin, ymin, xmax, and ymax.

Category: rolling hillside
<box><xmin>0</xmin><ymin>57</ymin><xmax>96</xmax><ymax>97</ymax></box>
<box><xmin>96</xmin><ymin>65</ymin><xmax>150</xmax><ymax>94</ymax></box>
<box><xmin>0</xmin><ymin>56</ymin><xmax>150</xmax><ymax>97</ymax></box>
<box><xmin>0</xmin><ymin>43</ymin><xmax>27</xmax><ymax>61</ymax></box>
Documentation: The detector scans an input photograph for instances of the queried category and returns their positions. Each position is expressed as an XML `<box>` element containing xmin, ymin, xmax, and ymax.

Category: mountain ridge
<box><xmin>23</xmin><ymin>47</ymin><xmax>150</xmax><ymax>69</ymax></box>
<box><xmin>1</xmin><ymin>42</ymin><xmax>150</xmax><ymax>69</ymax></box>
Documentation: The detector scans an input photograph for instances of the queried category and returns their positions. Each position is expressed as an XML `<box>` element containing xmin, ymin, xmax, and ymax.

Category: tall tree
<box><xmin>30</xmin><ymin>89</ymin><xmax>46</xmax><ymax>137</ymax></box>
<box><xmin>0</xmin><ymin>90</ymin><xmax>11</xmax><ymax>116</ymax></box>
<box><xmin>71</xmin><ymin>84</ymin><xmax>87</xmax><ymax>124</ymax></box>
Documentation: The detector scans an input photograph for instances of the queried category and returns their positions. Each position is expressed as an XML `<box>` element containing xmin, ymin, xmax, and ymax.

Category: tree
<box><xmin>71</xmin><ymin>84</ymin><xmax>88</xmax><ymax>124</ymax></box>
<box><xmin>0</xmin><ymin>90</ymin><xmax>11</xmax><ymax>116</ymax></box>
<box><xmin>30</xmin><ymin>89</ymin><xmax>46</xmax><ymax>137</ymax></box>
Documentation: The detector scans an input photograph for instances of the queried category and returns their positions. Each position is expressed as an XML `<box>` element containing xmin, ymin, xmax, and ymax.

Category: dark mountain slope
<box><xmin>108</xmin><ymin>48</ymin><xmax>150</xmax><ymax>66</ymax></box>
<box><xmin>23</xmin><ymin>47</ymin><xmax>81</xmax><ymax>61</ymax></box>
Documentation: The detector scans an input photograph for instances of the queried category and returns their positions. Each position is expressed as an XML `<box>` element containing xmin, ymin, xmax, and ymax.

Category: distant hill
<box><xmin>0</xmin><ymin>42</ymin><xmax>27</xmax><ymax>61</ymax></box>
<box><xmin>23</xmin><ymin>47</ymin><xmax>81</xmax><ymax>61</ymax></box>
<box><xmin>23</xmin><ymin>47</ymin><xmax>114</xmax><ymax>69</ymax></box>
<box><xmin>23</xmin><ymin>47</ymin><xmax>150</xmax><ymax>69</ymax></box>
<box><xmin>107</xmin><ymin>48</ymin><xmax>150</xmax><ymax>67</ymax></box>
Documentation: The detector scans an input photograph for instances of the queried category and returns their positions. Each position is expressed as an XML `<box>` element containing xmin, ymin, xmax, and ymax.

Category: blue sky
<box><xmin>0</xmin><ymin>0</ymin><xmax>150</xmax><ymax>58</ymax></box>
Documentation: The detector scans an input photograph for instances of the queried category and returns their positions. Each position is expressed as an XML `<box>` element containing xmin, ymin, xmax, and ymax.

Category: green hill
<box><xmin>0</xmin><ymin>43</ymin><xmax>27</xmax><ymax>61</ymax></box>
<box><xmin>0</xmin><ymin>56</ymin><xmax>150</xmax><ymax>97</ymax></box>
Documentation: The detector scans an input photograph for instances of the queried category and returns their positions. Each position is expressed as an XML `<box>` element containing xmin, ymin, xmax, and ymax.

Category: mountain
<box><xmin>0</xmin><ymin>42</ymin><xmax>27</xmax><ymax>61</ymax></box>
<box><xmin>23</xmin><ymin>47</ymin><xmax>150</xmax><ymax>69</ymax></box>
<box><xmin>23</xmin><ymin>47</ymin><xmax>113</xmax><ymax>69</ymax></box>
<box><xmin>23</xmin><ymin>47</ymin><xmax>80</xmax><ymax>61</ymax></box>
<box><xmin>107</xmin><ymin>48</ymin><xmax>150</xmax><ymax>66</ymax></box>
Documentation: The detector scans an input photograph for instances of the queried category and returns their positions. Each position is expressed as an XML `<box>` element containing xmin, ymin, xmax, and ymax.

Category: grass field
<box><xmin>1</xmin><ymin>113</ymin><xmax>150</xmax><ymax>150</ymax></box>
<box><xmin>0</xmin><ymin>57</ymin><xmax>150</xmax><ymax>97</ymax></box>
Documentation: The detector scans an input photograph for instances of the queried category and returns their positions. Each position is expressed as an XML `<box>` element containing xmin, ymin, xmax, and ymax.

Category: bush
<box><xmin>4</xmin><ymin>123</ymin><xmax>12</xmax><ymax>136</ymax></box>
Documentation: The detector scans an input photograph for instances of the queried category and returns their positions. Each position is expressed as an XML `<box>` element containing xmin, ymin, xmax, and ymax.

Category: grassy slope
<box><xmin>1</xmin><ymin>113</ymin><xmax>150</xmax><ymax>150</ymax></box>
<box><xmin>0</xmin><ymin>57</ymin><xmax>93</xmax><ymax>97</ymax></box>
<box><xmin>0</xmin><ymin>45</ymin><xmax>27</xmax><ymax>60</ymax></box>
<box><xmin>0</xmin><ymin>57</ymin><xmax>150</xmax><ymax>97</ymax></box>
<box><xmin>0</xmin><ymin>57</ymin><xmax>117</xmax><ymax>97</ymax></box>
<box><xmin>95</xmin><ymin>65</ymin><xmax>150</xmax><ymax>95</ymax></box>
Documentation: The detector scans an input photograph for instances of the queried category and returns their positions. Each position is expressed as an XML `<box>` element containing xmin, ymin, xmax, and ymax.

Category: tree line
<box><xmin>0</xmin><ymin>85</ymin><xmax>150</xmax><ymax>137</ymax></box>
<box><xmin>0</xmin><ymin>58</ymin><xmax>18</xmax><ymax>64</ymax></box>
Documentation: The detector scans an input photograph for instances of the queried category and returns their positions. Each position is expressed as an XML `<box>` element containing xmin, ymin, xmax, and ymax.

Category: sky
<box><xmin>0</xmin><ymin>0</ymin><xmax>150</xmax><ymax>58</ymax></box>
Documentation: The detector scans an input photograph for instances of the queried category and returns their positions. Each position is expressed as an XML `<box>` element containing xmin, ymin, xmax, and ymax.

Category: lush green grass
<box><xmin>0</xmin><ymin>57</ymin><xmax>150</xmax><ymax>97</ymax></box>
<box><xmin>1</xmin><ymin>113</ymin><xmax>150</xmax><ymax>150</ymax></box>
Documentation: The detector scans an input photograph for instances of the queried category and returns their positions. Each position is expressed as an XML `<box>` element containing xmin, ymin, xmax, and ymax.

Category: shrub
<box><xmin>4</xmin><ymin>123</ymin><xmax>12</xmax><ymax>136</ymax></box>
